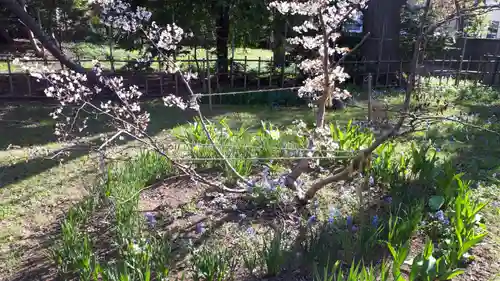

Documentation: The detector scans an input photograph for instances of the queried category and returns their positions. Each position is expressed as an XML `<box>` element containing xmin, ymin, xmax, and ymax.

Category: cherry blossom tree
<box><xmin>269</xmin><ymin>0</ymin><xmax>368</xmax><ymax>128</ymax></box>
<box><xmin>10</xmin><ymin>0</ymin><xmax>497</xmax><ymax>207</ymax></box>
<box><xmin>13</xmin><ymin>0</ymin><xmax>422</xmax><ymax>207</ymax></box>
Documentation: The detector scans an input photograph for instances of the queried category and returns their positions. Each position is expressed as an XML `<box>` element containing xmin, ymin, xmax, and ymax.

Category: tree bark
<box><xmin>0</xmin><ymin>28</ymin><xmax>14</xmax><ymax>44</ymax></box>
<box><xmin>0</xmin><ymin>0</ymin><xmax>86</xmax><ymax>73</ymax></box>
<box><xmin>216</xmin><ymin>4</ymin><xmax>230</xmax><ymax>76</ymax></box>
<box><xmin>361</xmin><ymin>0</ymin><xmax>406</xmax><ymax>82</ymax></box>
<box><xmin>272</xmin><ymin>13</ymin><xmax>286</xmax><ymax>68</ymax></box>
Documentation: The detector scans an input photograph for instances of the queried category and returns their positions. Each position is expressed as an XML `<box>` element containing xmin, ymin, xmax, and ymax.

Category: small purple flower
<box><xmin>346</xmin><ymin>216</ymin><xmax>353</xmax><ymax>227</ymax></box>
<box><xmin>492</xmin><ymin>201</ymin><xmax>500</xmax><ymax>208</ymax></box>
<box><xmin>351</xmin><ymin>225</ymin><xmax>359</xmax><ymax>232</ymax></box>
<box><xmin>383</xmin><ymin>196</ymin><xmax>392</xmax><ymax>204</ymax></box>
<box><xmin>371</xmin><ymin>215</ymin><xmax>379</xmax><ymax>227</ymax></box>
<box><xmin>328</xmin><ymin>216</ymin><xmax>335</xmax><ymax>224</ymax></box>
<box><xmin>369</xmin><ymin>175</ymin><xmax>375</xmax><ymax>186</ymax></box>
<box><xmin>435</xmin><ymin>210</ymin><xmax>445</xmax><ymax>220</ymax></box>
<box><xmin>246</xmin><ymin>227</ymin><xmax>256</xmax><ymax>235</ymax></box>
<box><xmin>435</xmin><ymin>210</ymin><xmax>449</xmax><ymax>225</ymax></box>
<box><xmin>144</xmin><ymin>212</ymin><xmax>156</xmax><ymax>227</ymax></box>
<box><xmin>307</xmin><ymin>215</ymin><xmax>317</xmax><ymax>226</ymax></box>
<box><xmin>195</xmin><ymin>222</ymin><xmax>205</xmax><ymax>234</ymax></box>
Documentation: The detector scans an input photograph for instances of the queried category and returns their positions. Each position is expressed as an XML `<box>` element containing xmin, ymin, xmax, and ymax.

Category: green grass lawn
<box><xmin>1</xmin><ymin>80</ymin><xmax>500</xmax><ymax>280</ymax></box>
<box><xmin>62</xmin><ymin>42</ymin><xmax>276</xmax><ymax>72</ymax></box>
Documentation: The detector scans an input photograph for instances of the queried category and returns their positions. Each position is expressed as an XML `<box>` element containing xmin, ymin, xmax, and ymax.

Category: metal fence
<box><xmin>2</xmin><ymin>54</ymin><xmax>500</xmax><ymax>102</ymax></box>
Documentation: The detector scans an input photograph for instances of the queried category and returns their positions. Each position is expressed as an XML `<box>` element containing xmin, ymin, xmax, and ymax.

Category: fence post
<box><xmin>109</xmin><ymin>26</ymin><xmax>115</xmax><ymax>72</ymax></box>
<box><xmin>159</xmin><ymin>58</ymin><xmax>164</xmax><ymax>95</ymax></box>
<box><xmin>492</xmin><ymin>57</ymin><xmax>500</xmax><ymax>86</ymax></box>
<box><xmin>455</xmin><ymin>36</ymin><xmax>467</xmax><ymax>86</ymax></box>
<box><xmin>230</xmin><ymin>58</ymin><xmax>235</xmax><ymax>89</ymax></box>
<box><xmin>269</xmin><ymin>56</ymin><xmax>273</xmax><ymax>86</ymax></box>
<box><xmin>206</xmin><ymin>49</ymin><xmax>212</xmax><ymax>111</ymax></box>
<box><xmin>368</xmin><ymin>73</ymin><xmax>372</xmax><ymax>123</ymax></box>
<box><xmin>385</xmin><ymin>55</ymin><xmax>390</xmax><ymax>88</ymax></box>
<box><xmin>7</xmin><ymin>58</ymin><xmax>14</xmax><ymax>96</ymax></box>
<box><xmin>201</xmin><ymin>58</ymin><xmax>206</xmax><ymax>92</ymax></box>
<box><xmin>439</xmin><ymin>54</ymin><xmax>446</xmax><ymax>86</ymax></box>
<box><xmin>465</xmin><ymin>56</ymin><xmax>472</xmax><ymax>86</ymax></box>
<box><xmin>257</xmin><ymin>57</ymin><xmax>261</xmax><ymax>89</ymax></box>
<box><xmin>244</xmin><ymin>56</ymin><xmax>247</xmax><ymax>90</ymax></box>
<box><xmin>27</xmin><ymin>73</ymin><xmax>32</xmax><ymax>97</ymax></box>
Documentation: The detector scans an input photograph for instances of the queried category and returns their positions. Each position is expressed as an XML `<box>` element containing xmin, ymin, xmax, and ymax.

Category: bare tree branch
<box><xmin>0</xmin><ymin>0</ymin><xmax>86</xmax><ymax>73</ymax></box>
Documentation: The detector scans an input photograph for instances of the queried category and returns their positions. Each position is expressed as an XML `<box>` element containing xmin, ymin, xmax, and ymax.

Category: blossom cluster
<box><xmin>269</xmin><ymin>0</ymin><xmax>368</xmax><ymax>103</ymax></box>
<box><xmin>89</xmin><ymin>0</ymin><xmax>152</xmax><ymax>32</ymax></box>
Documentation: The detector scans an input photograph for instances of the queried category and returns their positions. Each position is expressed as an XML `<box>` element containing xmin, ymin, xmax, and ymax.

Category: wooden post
<box><xmin>446</xmin><ymin>57</ymin><xmax>453</xmax><ymax>84</ymax></box>
<box><xmin>175</xmin><ymin>72</ymin><xmax>179</xmax><ymax>96</ymax></box>
<box><xmin>230</xmin><ymin>59</ymin><xmax>235</xmax><ymax>89</ymax></box>
<box><xmin>464</xmin><ymin>56</ymin><xmax>472</xmax><ymax>86</ymax></box>
<box><xmin>269</xmin><ymin>57</ymin><xmax>273</xmax><ymax>86</ymax></box>
<box><xmin>109</xmin><ymin>26</ymin><xmax>115</xmax><ymax>72</ymax></box>
<box><xmin>257</xmin><ymin>57</ymin><xmax>261</xmax><ymax>89</ymax></box>
<box><xmin>478</xmin><ymin>56</ymin><xmax>486</xmax><ymax>85</ymax></box>
<box><xmin>439</xmin><ymin>54</ymin><xmax>446</xmax><ymax>86</ymax></box>
<box><xmin>293</xmin><ymin>62</ymin><xmax>298</xmax><ymax>87</ymax></box>
<box><xmin>398</xmin><ymin>59</ymin><xmax>403</xmax><ymax>88</ymax></box>
<box><xmin>201</xmin><ymin>58</ymin><xmax>206</xmax><ymax>92</ymax></box>
<box><xmin>206</xmin><ymin>49</ymin><xmax>212</xmax><ymax>111</ymax></box>
<box><xmin>455</xmin><ymin>36</ymin><xmax>467</xmax><ymax>86</ymax></box>
<box><xmin>7</xmin><ymin>58</ymin><xmax>14</xmax><ymax>95</ymax></box>
<box><xmin>385</xmin><ymin>55</ymin><xmax>390</xmax><ymax>88</ymax></box>
<box><xmin>159</xmin><ymin>58</ymin><xmax>164</xmax><ymax>95</ymax></box>
<box><xmin>368</xmin><ymin>73</ymin><xmax>373</xmax><ymax>122</ymax></box>
<box><xmin>243</xmin><ymin>56</ymin><xmax>247</xmax><ymax>90</ymax></box>
<box><xmin>27</xmin><ymin>73</ymin><xmax>32</xmax><ymax>97</ymax></box>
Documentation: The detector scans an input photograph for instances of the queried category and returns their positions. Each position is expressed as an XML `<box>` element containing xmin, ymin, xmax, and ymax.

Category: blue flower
<box><xmin>346</xmin><ymin>216</ymin><xmax>353</xmax><ymax>227</ymax></box>
<box><xmin>351</xmin><ymin>225</ymin><xmax>359</xmax><ymax>232</ymax></box>
<box><xmin>435</xmin><ymin>210</ymin><xmax>449</xmax><ymax>225</ymax></box>
<box><xmin>383</xmin><ymin>196</ymin><xmax>392</xmax><ymax>204</ymax></box>
<box><xmin>144</xmin><ymin>212</ymin><xmax>156</xmax><ymax>227</ymax></box>
<box><xmin>328</xmin><ymin>216</ymin><xmax>335</xmax><ymax>224</ymax></box>
<box><xmin>195</xmin><ymin>222</ymin><xmax>205</xmax><ymax>234</ymax></box>
<box><xmin>246</xmin><ymin>227</ymin><xmax>256</xmax><ymax>236</ymax></box>
<box><xmin>371</xmin><ymin>215</ymin><xmax>379</xmax><ymax>227</ymax></box>
<box><xmin>307</xmin><ymin>215</ymin><xmax>317</xmax><ymax>226</ymax></box>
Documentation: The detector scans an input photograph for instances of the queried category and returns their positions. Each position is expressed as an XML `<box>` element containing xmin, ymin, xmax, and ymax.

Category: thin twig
<box><xmin>416</xmin><ymin>115</ymin><xmax>500</xmax><ymax>136</ymax></box>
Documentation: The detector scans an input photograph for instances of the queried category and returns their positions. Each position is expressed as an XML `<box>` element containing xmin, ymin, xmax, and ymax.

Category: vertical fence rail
<box><xmin>367</xmin><ymin>73</ymin><xmax>373</xmax><ymax>123</ymax></box>
<box><xmin>7</xmin><ymin>58</ymin><xmax>14</xmax><ymax>96</ymax></box>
